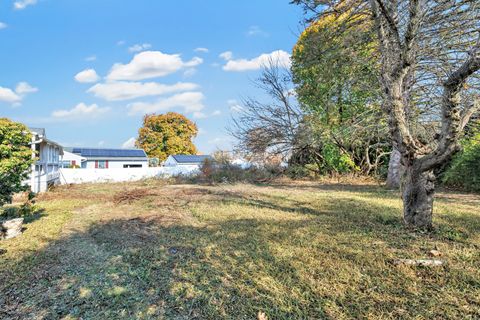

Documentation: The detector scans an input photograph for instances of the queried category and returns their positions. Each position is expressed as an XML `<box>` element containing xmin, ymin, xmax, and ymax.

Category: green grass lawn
<box><xmin>1</xmin><ymin>180</ymin><xmax>479</xmax><ymax>319</ymax></box>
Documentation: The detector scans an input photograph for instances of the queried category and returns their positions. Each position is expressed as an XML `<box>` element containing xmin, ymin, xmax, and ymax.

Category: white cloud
<box><xmin>208</xmin><ymin>136</ymin><xmax>234</xmax><ymax>150</ymax></box>
<box><xmin>121</xmin><ymin>137</ymin><xmax>136</xmax><ymax>149</ymax></box>
<box><xmin>128</xmin><ymin>43</ymin><xmax>152</xmax><ymax>53</ymax></box>
<box><xmin>75</xmin><ymin>68</ymin><xmax>100</xmax><ymax>83</ymax></box>
<box><xmin>52</xmin><ymin>103</ymin><xmax>110</xmax><ymax>120</ymax></box>
<box><xmin>183</xmin><ymin>68</ymin><xmax>197</xmax><ymax>78</ymax></box>
<box><xmin>193</xmin><ymin>111</ymin><xmax>207</xmax><ymax>119</ymax></box>
<box><xmin>246</xmin><ymin>25</ymin><xmax>268</xmax><ymax>37</ymax></box>
<box><xmin>85</xmin><ymin>55</ymin><xmax>97</xmax><ymax>62</ymax></box>
<box><xmin>223</xmin><ymin>50</ymin><xmax>291</xmax><ymax>72</ymax></box>
<box><xmin>194</xmin><ymin>47</ymin><xmax>209</xmax><ymax>53</ymax></box>
<box><xmin>128</xmin><ymin>91</ymin><xmax>205</xmax><ymax>116</ymax></box>
<box><xmin>107</xmin><ymin>51</ymin><xmax>203</xmax><ymax>81</ymax></box>
<box><xmin>0</xmin><ymin>87</ymin><xmax>21</xmax><ymax>104</ymax></box>
<box><xmin>228</xmin><ymin>99</ymin><xmax>243</xmax><ymax>113</ymax></box>
<box><xmin>98</xmin><ymin>140</ymin><xmax>105</xmax><ymax>147</ymax></box>
<box><xmin>117</xmin><ymin>40</ymin><xmax>126</xmax><ymax>46</ymax></box>
<box><xmin>0</xmin><ymin>22</ymin><xmax>7</xmax><ymax>29</ymax></box>
<box><xmin>0</xmin><ymin>82</ymin><xmax>38</xmax><ymax>105</ymax></box>
<box><xmin>219</xmin><ymin>51</ymin><xmax>233</xmax><ymax>61</ymax></box>
<box><xmin>211</xmin><ymin>110</ymin><xmax>222</xmax><ymax>116</ymax></box>
<box><xmin>14</xmin><ymin>0</ymin><xmax>37</xmax><ymax>10</ymax></box>
<box><xmin>88</xmin><ymin>81</ymin><xmax>199</xmax><ymax>101</ymax></box>
<box><xmin>15</xmin><ymin>82</ymin><xmax>38</xmax><ymax>95</ymax></box>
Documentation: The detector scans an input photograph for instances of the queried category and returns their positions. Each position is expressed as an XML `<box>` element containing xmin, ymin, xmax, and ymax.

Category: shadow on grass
<box><xmin>0</xmin><ymin>185</ymin><xmax>479</xmax><ymax>319</ymax></box>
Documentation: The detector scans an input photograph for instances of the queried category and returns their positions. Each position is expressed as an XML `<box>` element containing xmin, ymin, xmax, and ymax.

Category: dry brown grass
<box><xmin>0</xmin><ymin>180</ymin><xmax>479</xmax><ymax>319</ymax></box>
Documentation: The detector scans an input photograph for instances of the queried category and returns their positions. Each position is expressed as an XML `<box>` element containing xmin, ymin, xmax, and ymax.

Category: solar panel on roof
<box><xmin>172</xmin><ymin>155</ymin><xmax>212</xmax><ymax>163</ymax></box>
<box><xmin>71</xmin><ymin>148</ymin><xmax>147</xmax><ymax>158</ymax></box>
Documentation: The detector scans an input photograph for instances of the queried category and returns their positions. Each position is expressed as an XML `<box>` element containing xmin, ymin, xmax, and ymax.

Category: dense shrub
<box><xmin>0</xmin><ymin>118</ymin><xmax>34</xmax><ymax>207</ymax></box>
<box><xmin>195</xmin><ymin>159</ymin><xmax>283</xmax><ymax>184</ymax></box>
<box><xmin>442</xmin><ymin>133</ymin><xmax>480</xmax><ymax>192</ymax></box>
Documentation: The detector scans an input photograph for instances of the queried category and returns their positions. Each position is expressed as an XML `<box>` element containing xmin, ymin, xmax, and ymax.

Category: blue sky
<box><xmin>0</xmin><ymin>0</ymin><xmax>303</xmax><ymax>153</ymax></box>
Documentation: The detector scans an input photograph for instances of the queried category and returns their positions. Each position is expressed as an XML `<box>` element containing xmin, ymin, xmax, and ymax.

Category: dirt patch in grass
<box><xmin>113</xmin><ymin>188</ymin><xmax>153</xmax><ymax>204</ymax></box>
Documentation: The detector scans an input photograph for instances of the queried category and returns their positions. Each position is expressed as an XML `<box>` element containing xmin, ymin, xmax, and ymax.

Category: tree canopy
<box><xmin>136</xmin><ymin>112</ymin><xmax>198</xmax><ymax>162</ymax></box>
<box><xmin>291</xmin><ymin>10</ymin><xmax>389</xmax><ymax>175</ymax></box>
<box><xmin>0</xmin><ymin>118</ymin><xmax>34</xmax><ymax>207</ymax></box>
<box><xmin>293</xmin><ymin>0</ymin><xmax>480</xmax><ymax>229</ymax></box>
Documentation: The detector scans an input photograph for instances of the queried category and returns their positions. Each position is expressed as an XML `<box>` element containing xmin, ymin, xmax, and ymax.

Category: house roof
<box><xmin>69</xmin><ymin>148</ymin><xmax>147</xmax><ymax>159</ymax></box>
<box><xmin>171</xmin><ymin>154</ymin><xmax>212</xmax><ymax>164</ymax></box>
<box><xmin>29</xmin><ymin>127</ymin><xmax>46</xmax><ymax>137</ymax></box>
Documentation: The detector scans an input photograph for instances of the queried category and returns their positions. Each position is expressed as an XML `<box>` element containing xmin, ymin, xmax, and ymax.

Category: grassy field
<box><xmin>0</xmin><ymin>179</ymin><xmax>479</xmax><ymax>319</ymax></box>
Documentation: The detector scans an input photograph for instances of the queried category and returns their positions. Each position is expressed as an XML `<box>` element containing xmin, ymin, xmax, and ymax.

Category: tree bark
<box><xmin>386</xmin><ymin>147</ymin><xmax>402</xmax><ymax>189</ymax></box>
<box><xmin>402</xmin><ymin>166</ymin><xmax>435</xmax><ymax>230</ymax></box>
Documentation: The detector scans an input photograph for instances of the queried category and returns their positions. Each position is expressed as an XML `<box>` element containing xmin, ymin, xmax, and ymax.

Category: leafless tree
<box><xmin>293</xmin><ymin>0</ymin><xmax>480</xmax><ymax>229</ymax></box>
<box><xmin>230</xmin><ymin>61</ymin><xmax>308</xmax><ymax>164</ymax></box>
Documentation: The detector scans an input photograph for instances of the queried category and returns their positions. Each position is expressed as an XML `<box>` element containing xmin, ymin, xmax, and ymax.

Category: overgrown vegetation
<box><xmin>443</xmin><ymin>133</ymin><xmax>480</xmax><ymax>192</ymax></box>
<box><xmin>1</xmin><ymin>181</ymin><xmax>478</xmax><ymax>319</ymax></box>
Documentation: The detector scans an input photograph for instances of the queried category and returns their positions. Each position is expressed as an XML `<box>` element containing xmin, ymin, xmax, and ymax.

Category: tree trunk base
<box><xmin>1</xmin><ymin>218</ymin><xmax>24</xmax><ymax>240</ymax></box>
<box><xmin>402</xmin><ymin>168</ymin><xmax>435</xmax><ymax>230</ymax></box>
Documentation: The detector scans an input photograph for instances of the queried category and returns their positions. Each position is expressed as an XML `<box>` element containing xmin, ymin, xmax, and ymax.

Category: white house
<box><xmin>163</xmin><ymin>154</ymin><xmax>213</xmax><ymax>169</ymax></box>
<box><xmin>61</xmin><ymin>150</ymin><xmax>87</xmax><ymax>168</ymax></box>
<box><xmin>67</xmin><ymin>147</ymin><xmax>149</xmax><ymax>169</ymax></box>
<box><xmin>29</xmin><ymin>127</ymin><xmax>64</xmax><ymax>193</ymax></box>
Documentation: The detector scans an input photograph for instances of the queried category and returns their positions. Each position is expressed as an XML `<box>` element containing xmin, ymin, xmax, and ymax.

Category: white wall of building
<box><xmin>29</xmin><ymin>140</ymin><xmax>63</xmax><ymax>193</ymax></box>
<box><xmin>62</xmin><ymin>151</ymin><xmax>86</xmax><ymax>167</ymax></box>
<box><xmin>163</xmin><ymin>156</ymin><xmax>178</xmax><ymax>166</ymax></box>
<box><xmin>83</xmin><ymin>160</ymin><xmax>148</xmax><ymax>169</ymax></box>
<box><xmin>59</xmin><ymin>166</ymin><xmax>200</xmax><ymax>185</ymax></box>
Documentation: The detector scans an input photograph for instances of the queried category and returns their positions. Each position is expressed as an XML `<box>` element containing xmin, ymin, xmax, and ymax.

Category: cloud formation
<box><xmin>223</xmin><ymin>50</ymin><xmax>291</xmax><ymax>72</ymax></box>
<box><xmin>52</xmin><ymin>103</ymin><xmax>110</xmax><ymax>120</ymax></box>
<box><xmin>246</xmin><ymin>26</ymin><xmax>268</xmax><ymax>37</ymax></box>
<box><xmin>107</xmin><ymin>51</ymin><xmax>203</xmax><ymax>81</ymax></box>
<box><xmin>13</xmin><ymin>0</ymin><xmax>37</xmax><ymax>10</ymax></box>
<box><xmin>194</xmin><ymin>47</ymin><xmax>209</xmax><ymax>53</ymax></box>
<box><xmin>88</xmin><ymin>81</ymin><xmax>199</xmax><ymax>101</ymax></box>
<box><xmin>128</xmin><ymin>91</ymin><xmax>205</xmax><ymax>116</ymax></box>
<box><xmin>121</xmin><ymin>137</ymin><xmax>137</xmax><ymax>149</ymax></box>
<box><xmin>0</xmin><ymin>87</ymin><xmax>21</xmax><ymax>104</ymax></box>
<box><xmin>128</xmin><ymin>43</ymin><xmax>152</xmax><ymax>53</ymax></box>
<box><xmin>228</xmin><ymin>99</ymin><xmax>243</xmax><ymax>113</ymax></box>
<box><xmin>219</xmin><ymin>51</ymin><xmax>233</xmax><ymax>61</ymax></box>
<box><xmin>15</xmin><ymin>82</ymin><xmax>38</xmax><ymax>95</ymax></box>
<box><xmin>0</xmin><ymin>82</ymin><xmax>38</xmax><ymax>104</ymax></box>
<box><xmin>0</xmin><ymin>22</ymin><xmax>7</xmax><ymax>29</ymax></box>
<box><xmin>75</xmin><ymin>69</ymin><xmax>100</xmax><ymax>83</ymax></box>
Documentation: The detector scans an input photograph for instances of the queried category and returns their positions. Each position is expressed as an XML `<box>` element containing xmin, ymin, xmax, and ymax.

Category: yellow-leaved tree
<box><xmin>136</xmin><ymin>112</ymin><xmax>198</xmax><ymax>162</ymax></box>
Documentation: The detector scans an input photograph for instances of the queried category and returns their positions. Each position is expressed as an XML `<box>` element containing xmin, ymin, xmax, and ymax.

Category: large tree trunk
<box><xmin>386</xmin><ymin>147</ymin><xmax>402</xmax><ymax>189</ymax></box>
<box><xmin>402</xmin><ymin>166</ymin><xmax>435</xmax><ymax>230</ymax></box>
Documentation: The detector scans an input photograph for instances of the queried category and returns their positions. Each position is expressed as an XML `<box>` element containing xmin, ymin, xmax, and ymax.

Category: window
<box><xmin>96</xmin><ymin>160</ymin><xmax>108</xmax><ymax>169</ymax></box>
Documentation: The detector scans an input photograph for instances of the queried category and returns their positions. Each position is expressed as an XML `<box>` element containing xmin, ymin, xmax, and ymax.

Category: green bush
<box><xmin>0</xmin><ymin>118</ymin><xmax>34</xmax><ymax>207</ymax></box>
<box><xmin>442</xmin><ymin>133</ymin><xmax>480</xmax><ymax>192</ymax></box>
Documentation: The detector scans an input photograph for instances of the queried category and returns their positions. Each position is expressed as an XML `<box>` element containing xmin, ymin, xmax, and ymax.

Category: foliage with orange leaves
<box><xmin>136</xmin><ymin>112</ymin><xmax>198</xmax><ymax>162</ymax></box>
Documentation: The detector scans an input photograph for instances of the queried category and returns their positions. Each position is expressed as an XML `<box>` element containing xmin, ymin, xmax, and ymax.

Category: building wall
<box><xmin>84</xmin><ymin>160</ymin><xmax>148</xmax><ymax>169</ymax></box>
<box><xmin>59</xmin><ymin>166</ymin><xmax>200</xmax><ymax>184</ymax></box>
<box><xmin>163</xmin><ymin>156</ymin><xmax>178</xmax><ymax>166</ymax></box>
<box><xmin>62</xmin><ymin>151</ymin><xmax>85</xmax><ymax>168</ymax></box>
<box><xmin>29</xmin><ymin>141</ymin><xmax>62</xmax><ymax>192</ymax></box>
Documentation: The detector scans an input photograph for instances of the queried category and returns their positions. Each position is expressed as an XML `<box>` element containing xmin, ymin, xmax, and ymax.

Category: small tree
<box><xmin>136</xmin><ymin>112</ymin><xmax>198</xmax><ymax>162</ymax></box>
<box><xmin>0</xmin><ymin>118</ymin><xmax>34</xmax><ymax>207</ymax></box>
